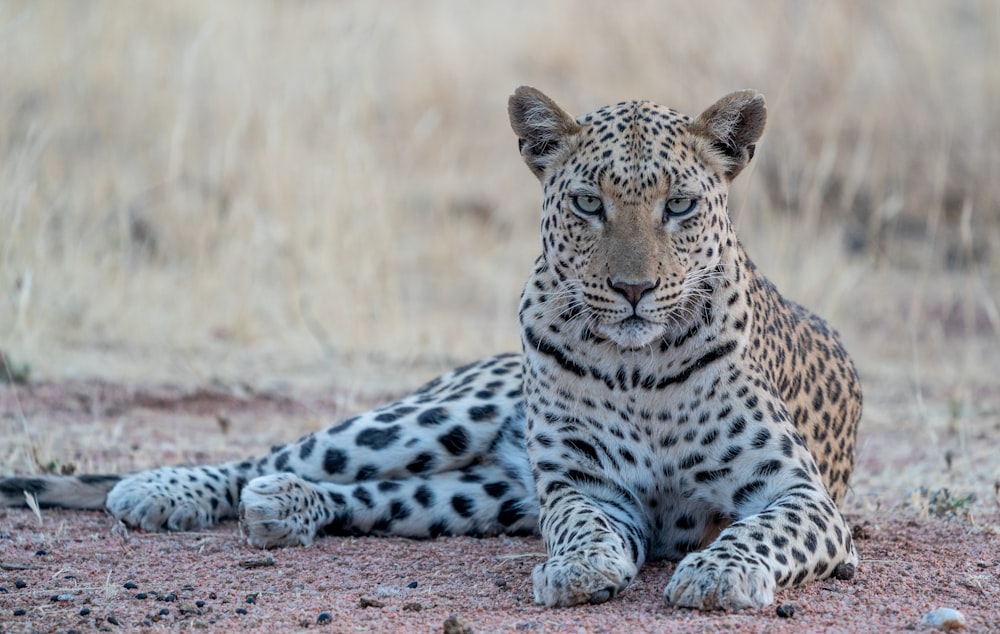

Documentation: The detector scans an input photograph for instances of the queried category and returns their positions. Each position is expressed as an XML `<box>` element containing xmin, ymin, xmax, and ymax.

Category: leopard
<box><xmin>1</xmin><ymin>87</ymin><xmax>862</xmax><ymax>611</ymax></box>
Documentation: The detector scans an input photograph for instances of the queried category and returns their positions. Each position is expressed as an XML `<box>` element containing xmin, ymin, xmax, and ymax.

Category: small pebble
<box><xmin>159</xmin><ymin>608</ymin><xmax>170</xmax><ymax>616</ymax></box>
<box><xmin>317</xmin><ymin>612</ymin><xmax>332</xmax><ymax>624</ymax></box>
<box><xmin>245</xmin><ymin>594</ymin><xmax>256</xmax><ymax>604</ymax></box>
<box><xmin>80</xmin><ymin>608</ymin><xmax>91</xmax><ymax>616</ymax></box>
<box><xmin>158</xmin><ymin>592</ymin><xmax>177</xmax><ymax>602</ymax></box>
<box><xmin>776</xmin><ymin>603</ymin><xmax>795</xmax><ymax>618</ymax></box>
<box><xmin>0</xmin><ymin>587</ymin><xmax>7</xmax><ymax>594</ymax></box>
<box><xmin>359</xmin><ymin>597</ymin><xmax>385</xmax><ymax>609</ymax></box>
<box><xmin>443</xmin><ymin>615</ymin><xmax>474</xmax><ymax>634</ymax></box>
<box><xmin>209</xmin><ymin>592</ymin><xmax>217</xmax><ymax>600</ymax></box>
<box><xmin>107</xmin><ymin>615</ymin><xmax>121</xmax><ymax>626</ymax></box>
<box><xmin>34</xmin><ymin>549</ymin><xmax>47</xmax><ymax>556</ymax></box>
<box><xmin>51</xmin><ymin>593</ymin><xmax>74</xmax><ymax>602</ymax></box>
<box><xmin>920</xmin><ymin>607</ymin><xmax>966</xmax><ymax>631</ymax></box>
<box><xmin>236</xmin><ymin>608</ymin><xmax>248</xmax><ymax>615</ymax></box>
<box><xmin>13</xmin><ymin>608</ymin><xmax>26</xmax><ymax>616</ymax></box>
<box><xmin>195</xmin><ymin>600</ymin><xmax>206</xmax><ymax>608</ymax></box>
<box><xmin>134</xmin><ymin>593</ymin><xmax>148</xmax><ymax>600</ymax></box>
<box><xmin>123</xmin><ymin>582</ymin><xmax>138</xmax><ymax>590</ymax></box>
<box><xmin>14</xmin><ymin>579</ymin><xmax>27</xmax><ymax>589</ymax></box>
<box><xmin>407</xmin><ymin>581</ymin><xmax>419</xmax><ymax>589</ymax></box>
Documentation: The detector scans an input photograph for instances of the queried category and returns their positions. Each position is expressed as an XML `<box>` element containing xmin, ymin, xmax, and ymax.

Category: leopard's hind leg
<box><xmin>239</xmin><ymin>450</ymin><xmax>537</xmax><ymax>547</ymax></box>
<box><xmin>106</xmin><ymin>354</ymin><xmax>532</xmax><ymax>540</ymax></box>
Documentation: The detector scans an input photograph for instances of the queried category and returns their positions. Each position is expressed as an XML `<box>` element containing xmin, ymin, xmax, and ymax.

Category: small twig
<box><xmin>238</xmin><ymin>557</ymin><xmax>276</xmax><ymax>569</ymax></box>
<box><xmin>1</xmin><ymin>562</ymin><xmax>41</xmax><ymax>571</ymax></box>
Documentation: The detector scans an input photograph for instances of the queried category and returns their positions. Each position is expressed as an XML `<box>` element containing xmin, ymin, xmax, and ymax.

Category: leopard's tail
<box><xmin>0</xmin><ymin>475</ymin><xmax>121</xmax><ymax>510</ymax></box>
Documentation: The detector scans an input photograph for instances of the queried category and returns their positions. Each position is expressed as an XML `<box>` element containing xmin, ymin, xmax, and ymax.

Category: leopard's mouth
<box><xmin>592</xmin><ymin>315</ymin><xmax>666</xmax><ymax>350</ymax></box>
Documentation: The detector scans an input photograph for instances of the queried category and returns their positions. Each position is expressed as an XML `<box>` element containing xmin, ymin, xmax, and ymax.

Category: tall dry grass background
<box><xmin>1</xmin><ymin>0</ymin><xmax>999</xmax><ymax>477</ymax></box>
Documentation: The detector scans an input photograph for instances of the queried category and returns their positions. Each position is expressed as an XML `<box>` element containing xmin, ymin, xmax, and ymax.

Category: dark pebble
<box><xmin>832</xmin><ymin>562</ymin><xmax>856</xmax><ymax>580</ymax></box>
<box><xmin>407</xmin><ymin>581</ymin><xmax>418</xmax><ymax>589</ymax></box>
<box><xmin>13</xmin><ymin>608</ymin><xmax>26</xmax><ymax>616</ymax></box>
<box><xmin>123</xmin><ymin>582</ymin><xmax>138</xmax><ymax>590</ymax></box>
<box><xmin>317</xmin><ymin>612</ymin><xmax>332</xmax><ymax>624</ymax></box>
<box><xmin>181</xmin><ymin>585</ymin><xmax>194</xmax><ymax>591</ymax></box>
<box><xmin>209</xmin><ymin>592</ymin><xmax>217</xmax><ymax>600</ymax></box>
<box><xmin>34</xmin><ymin>549</ymin><xmax>47</xmax><ymax>556</ymax></box>
<box><xmin>51</xmin><ymin>593</ymin><xmax>74</xmax><ymax>602</ymax></box>
<box><xmin>134</xmin><ymin>593</ymin><xmax>148</xmax><ymax>600</ymax></box>
<box><xmin>236</xmin><ymin>608</ymin><xmax>248</xmax><ymax>615</ymax></box>
<box><xmin>14</xmin><ymin>579</ymin><xmax>27</xmax><ymax>589</ymax></box>
<box><xmin>80</xmin><ymin>607</ymin><xmax>91</xmax><ymax>616</ymax></box>
<box><xmin>245</xmin><ymin>595</ymin><xmax>256</xmax><ymax>604</ymax></box>
<box><xmin>195</xmin><ymin>600</ymin><xmax>205</xmax><ymax>608</ymax></box>
<box><xmin>107</xmin><ymin>615</ymin><xmax>121</xmax><ymax>626</ymax></box>
<box><xmin>776</xmin><ymin>603</ymin><xmax>795</xmax><ymax>618</ymax></box>
<box><xmin>158</xmin><ymin>593</ymin><xmax>177</xmax><ymax>602</ymax></box>
<box><xmin>159</xmin><ymin>608</ymin><xmax>170</xmax><ymax>616</ymax></box>
<box><xmin>0</xmin><ymin>587</ymin><xmax>7</xmax><ymax>594</ymax></box>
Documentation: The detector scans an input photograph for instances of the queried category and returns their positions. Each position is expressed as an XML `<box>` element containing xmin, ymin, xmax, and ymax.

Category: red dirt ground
<box><xmin>2</xmin><ymin>381</ymin><xmax>999</xmax><ymax>633</ymax></box>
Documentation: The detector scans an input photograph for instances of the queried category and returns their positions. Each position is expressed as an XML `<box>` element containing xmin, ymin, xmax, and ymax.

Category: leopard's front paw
<box><xmin>533</xmin><ymin>551</ymin><xmax>637</xmax><ymax>607</ymax></box>
<box><xmin>239</xmin><ymin>474</ymin><xmax>326</xmax><ymax>548</ymax></box>
<box><xmin>107</xmin><ymin>468</ymin><xmax>229</xmax><ymax>532</ymax></box>
<box><xmin>664</xmin><ymin>549</ymin><xmax>775</xmax><ymax>610</ymax></box>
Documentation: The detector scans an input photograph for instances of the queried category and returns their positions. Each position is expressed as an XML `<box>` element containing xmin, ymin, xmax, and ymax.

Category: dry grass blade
<box><xmin>23</xmin><ymin>490</ymin><xmax>43</xmax><ymax>525</ymax></box>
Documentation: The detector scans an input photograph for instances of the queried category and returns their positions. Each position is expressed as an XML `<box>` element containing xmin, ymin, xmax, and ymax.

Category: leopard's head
<box><xmin>509</xmin><ymin>87</ymin><xmax>766</xmax><ymax>350</ymax></box>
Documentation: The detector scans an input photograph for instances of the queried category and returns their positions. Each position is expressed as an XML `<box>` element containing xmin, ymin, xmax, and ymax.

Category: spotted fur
<box><xmin>1</xmin><ymin>87</ymin><xmax>861</xmax><ymax>611</ymax></box>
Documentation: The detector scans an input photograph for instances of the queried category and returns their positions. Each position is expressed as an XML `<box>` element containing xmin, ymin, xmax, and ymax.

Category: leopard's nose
<box><xmin>608</xmin><ymin>278</ymin><xmax>659</xmax><ymax>307</ymax></box>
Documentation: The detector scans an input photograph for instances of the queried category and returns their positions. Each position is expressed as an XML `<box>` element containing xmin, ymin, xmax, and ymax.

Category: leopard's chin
<box><xmin>593</xmin><ymin>316</ymin><xmax>667</xmax><ymax>350</ymax></box>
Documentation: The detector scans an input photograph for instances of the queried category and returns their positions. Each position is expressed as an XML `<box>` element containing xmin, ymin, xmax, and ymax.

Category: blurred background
<box><xmin>1</xmin><ymin>1</ymin><xmax>998</xmax><ymax>502</ymax></box>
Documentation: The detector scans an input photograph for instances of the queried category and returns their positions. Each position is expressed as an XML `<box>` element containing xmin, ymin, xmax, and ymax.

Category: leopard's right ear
<box><xmin>508</xmin><ymin>86</ymin><xmax>581</xmax><ymax>179</ymax></box>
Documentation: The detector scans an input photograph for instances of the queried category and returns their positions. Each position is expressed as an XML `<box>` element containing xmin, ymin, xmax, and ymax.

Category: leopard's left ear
<box><xmin>690</xmin><ymin>90</ymin><xmax>766</xmax><ymax>181</ymax></box>
<box><xmin>508</xmin><ymin>86</ymin><xmax>581</xmax><ymax>179</ymax></box>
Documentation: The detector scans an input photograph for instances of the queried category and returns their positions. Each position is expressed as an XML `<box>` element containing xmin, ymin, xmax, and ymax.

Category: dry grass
<box><xmin>1</xmin><ymin>0</ymin><xmax>998</xmax><ymax>476</ymax></box>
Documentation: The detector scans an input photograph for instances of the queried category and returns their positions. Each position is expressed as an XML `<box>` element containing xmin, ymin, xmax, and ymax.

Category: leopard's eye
<box><xmin>570</xmin><ymin>195</ymin><xmax>605</xmax><ymax>218</ymax></box>
<box><xmin>664</xmin><ymin>197</ymin><xmax>697</xmax><ymax>219</ymax></box>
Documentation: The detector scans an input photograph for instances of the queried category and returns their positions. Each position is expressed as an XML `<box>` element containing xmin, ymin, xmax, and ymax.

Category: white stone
<box><xmin>920</xmin><ymin>607</ymin><xmax>967</xmax><ymax>631</ymax></box>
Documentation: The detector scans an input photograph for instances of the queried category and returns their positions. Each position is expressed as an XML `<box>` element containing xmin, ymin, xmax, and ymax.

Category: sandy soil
<box><xmin>2</xmin><ymin>380</ymin><xmax>999</xmax><ymax>633</ymax></box>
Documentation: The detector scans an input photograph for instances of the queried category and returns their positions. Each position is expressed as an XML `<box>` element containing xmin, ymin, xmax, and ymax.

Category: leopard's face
<box><xmin>536</xmin><ymin>102</ymin><xmax>736</xmax><ymax>350</ymax></box>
